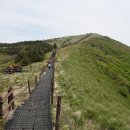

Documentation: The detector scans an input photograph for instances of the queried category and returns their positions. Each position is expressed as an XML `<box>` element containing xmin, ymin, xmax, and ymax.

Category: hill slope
<box><xmin>55</xmin><ymin>34</ymin><xmax>130</xmax><ymax>130</ymax></box>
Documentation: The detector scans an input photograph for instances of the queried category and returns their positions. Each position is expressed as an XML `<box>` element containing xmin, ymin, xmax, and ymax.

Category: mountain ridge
<box><xmin>54</xmin><ymin>34</ymin><xmax>130</xmax><ymax>130</ymax></box>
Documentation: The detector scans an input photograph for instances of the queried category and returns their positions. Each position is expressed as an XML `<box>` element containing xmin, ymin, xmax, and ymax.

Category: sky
<box><xmin>0</xmin><ymin>0</ymin><xmax>130</xmax><ymax>46</ymax></box>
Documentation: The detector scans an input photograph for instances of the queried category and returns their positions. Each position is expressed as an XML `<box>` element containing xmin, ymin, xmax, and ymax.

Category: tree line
<box><xmin>0</xmin><ymin>40</ymin><xmax>57</xmax><ymax>66</ymax></box>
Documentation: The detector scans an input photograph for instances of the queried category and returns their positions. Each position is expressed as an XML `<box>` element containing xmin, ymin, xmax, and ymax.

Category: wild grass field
<box><xmin>0</xmin><ymin>52</ymin><xmax>51</xmax><ymax>129</ymax></box>
<box><xmin>0</xmin><ymin>52</ymin><xmax>51</xmax><ymax>94</ymax></box>
<box><xmin>55</xmin><ymin>36</ymin><xmax>130</xmax><ymax>130</ymax></box>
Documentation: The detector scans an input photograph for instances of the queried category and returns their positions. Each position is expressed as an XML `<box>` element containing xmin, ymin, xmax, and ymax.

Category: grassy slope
<box><xmin>55</xmin><ymin>36</ymin><xmax>130</xmax><ymax>130</ymax></box>
<box><xmin>47</xmin><ymin>34</ymin><xmax>88</xmax><ymax>47</ymax></box>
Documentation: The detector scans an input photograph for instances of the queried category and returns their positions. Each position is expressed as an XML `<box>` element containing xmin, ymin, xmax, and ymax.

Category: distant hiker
<box><xmin>48</xmin><ymin>63</ymin><xmax>51</xmax><ymax>69</ymax></box>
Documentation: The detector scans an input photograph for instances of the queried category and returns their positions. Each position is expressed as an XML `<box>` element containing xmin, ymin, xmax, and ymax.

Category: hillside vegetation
<box><xmin>0</xmin><ymin>40</ymin><xmax>53</xmax><ymax>66</ymax></box>
<box><xmin>55</xmin><ymin>35</ymin><xmax>130</xmax><ymax>130</ymax></box>
<box><xmin>0</xmin><ymin>53</ymin><xmax>15</xmax><ymax>71</ymax></box>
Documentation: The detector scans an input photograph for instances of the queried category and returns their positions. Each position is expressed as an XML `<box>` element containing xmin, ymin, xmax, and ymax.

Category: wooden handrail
<box><xmin>3</xmin><ymin>98</ymin><xmax>15</xmax><ymax>116</ymax></box>
<box><xmin>0</xmin><ymin>86</ymin><xmax>28</xmax><ymax>118</ymax></box>
<box><xmin>55</xmin><ymin>96</ymin><xmax>61</xmax><ymax>130</ymax></box>
<box><xmin>0</xmin><ymin>96</ymin><xmax>3</xmax><ymax>118</ymax></box>
<box><xmin>2</xmin><ymin>90</ymin><xmax>13</xmax><ymax>103</ymax></box>
<box><xmin>14</xmin><ymin>87</ymin><xmax>28</xmax><ymax>97</ymax></box>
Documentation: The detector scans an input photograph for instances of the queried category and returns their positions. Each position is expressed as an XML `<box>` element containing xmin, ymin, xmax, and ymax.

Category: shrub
<box><xmin>119</xmin><ymin>86</ymin><xmax>129</xmax><ymax>98</ymax></box>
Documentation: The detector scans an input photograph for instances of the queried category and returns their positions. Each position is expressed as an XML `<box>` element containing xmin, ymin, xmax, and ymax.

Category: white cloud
<box><xmin>0</xmin><ymin>0</ymin><xmax>130</xmax><ymax>46</ymax></box>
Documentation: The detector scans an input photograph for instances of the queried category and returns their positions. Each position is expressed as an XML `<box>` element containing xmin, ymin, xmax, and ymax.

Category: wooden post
<box><xmin>0</xmin><ymin>96</ymin><xmax>3</xmax><ymax>118</ymax></box>
<box><xmin>8</xmin><ymin>87</ymin><xmax>11</xmax><ymax>110</ymax></box>
<box><xmin>35</xmin><ymin>76</ymin><xmax>37</xmax><ymax>86</ymax></box>
<box><xmin>11</xmin><ymin>88</ymin><xmax>14</xmax><ymax>109</ymax></box>
<box><xmin>51</xmin><ymin>78</ymin><xmax>54</xmax><ymax>105</ymax></box>
<box><xmin>55</xmin><ymin>96</ymin><xmax>61</xmax><ymax>130</ymax></box>
<box><xmin>28</xmin><ymin>79</ymin><xmax>31</xmax><ymax>94</ymax></box>
<box><xmin>8</xmin><ymin>87</ymin><xmax>14</xmax><ymax>110</ymax></box>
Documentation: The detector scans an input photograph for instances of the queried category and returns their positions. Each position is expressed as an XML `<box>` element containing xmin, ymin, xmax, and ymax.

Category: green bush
<box><xmin>119</xmin><ymin>86</ymin><xmax>129</xmax><ymax>98</ymax></box>
<box><xmin>83</xmin><ymin>109</ymin><xmax>97</xmax><ymax>120</ymax></box>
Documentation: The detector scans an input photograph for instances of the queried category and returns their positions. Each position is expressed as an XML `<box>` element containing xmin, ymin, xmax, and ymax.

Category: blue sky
<box><xmin>0</xmin><ymin>0</ymin><xmax>130</xmax><ymax>46</ymax></box>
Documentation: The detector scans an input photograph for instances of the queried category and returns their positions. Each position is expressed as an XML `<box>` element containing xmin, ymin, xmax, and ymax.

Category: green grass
<box><xmin>55</xmin><ymin>36</ymin><xmax>130</xmax><ymax>130</ymax></box>
<box><xmin>0</xmin><ymin>53</ymin><xmax>15</xmax><ymax>72</ymax></box>
<box><xmin>0</xmin><ymin>54</ymin><xmax>14</xmax><ymax>64</ymax></box>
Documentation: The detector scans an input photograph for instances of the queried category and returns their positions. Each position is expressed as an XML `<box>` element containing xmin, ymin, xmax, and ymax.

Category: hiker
<box><xmin>48</xmin><ymin>63</ymin><xmax>51</xmax><ymax>69</ymax></box>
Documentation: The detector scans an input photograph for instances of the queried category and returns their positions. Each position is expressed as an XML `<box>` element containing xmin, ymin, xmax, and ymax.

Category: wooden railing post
<box><xmin>28</xmin><ymin>79</ymin><xmax>31</xmax><ymax>94</ymax></box>
<box><xmin>55</xmin><ymin>96</ymin><xmax>61</xmax><ymax>130</ymax></box>
<box><xmin>35</xmin><ymin>76</ymin><xmax>37</xmax><ymax>86</ymax></box>
<box><xmin>51</xmin><ymin>78</ymin><xmax>54</xmax><ymax>105</ymax></box>
<box><xmin>8</xmin><ymin>87</ymin><xmax>14</xmax><ymax>110</ymax></box>
<box><xmin>0</xmin><ymin>96</ymin><xmax>3</xmax><ymax>118</ymax></box>
<box><xmin>11</xmin><ymin>89</ymin><xmax>14</xmax><ymax>109</ymax></box>
<box><xmin>8</xmin><ymin>88</ymin><xmax>11</xmax><ymax>110</ymax></box>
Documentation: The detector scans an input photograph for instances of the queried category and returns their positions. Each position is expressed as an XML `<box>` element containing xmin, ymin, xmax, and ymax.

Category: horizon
<box><xmin>0</xmin><ymin>33</ymin><xmax>130</xmax><ymax>47</ymax></box>
<box><xmin>0</xmin><ymin>33</ymin><xmax>98</xmax><ymax>43</ymax></box>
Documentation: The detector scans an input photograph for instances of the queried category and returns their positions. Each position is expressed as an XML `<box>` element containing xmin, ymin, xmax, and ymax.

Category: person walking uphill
<box><xmin>48</xmin><ymin>63</ymin><xmax>51</xmax><ymax>69</ymax></box>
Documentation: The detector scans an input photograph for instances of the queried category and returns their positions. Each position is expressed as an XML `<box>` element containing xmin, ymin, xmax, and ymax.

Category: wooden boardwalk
<box><xmin>5</xmin><ymin>66</ymin><xmax>53</xmax><ymax>130</ymax></box>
